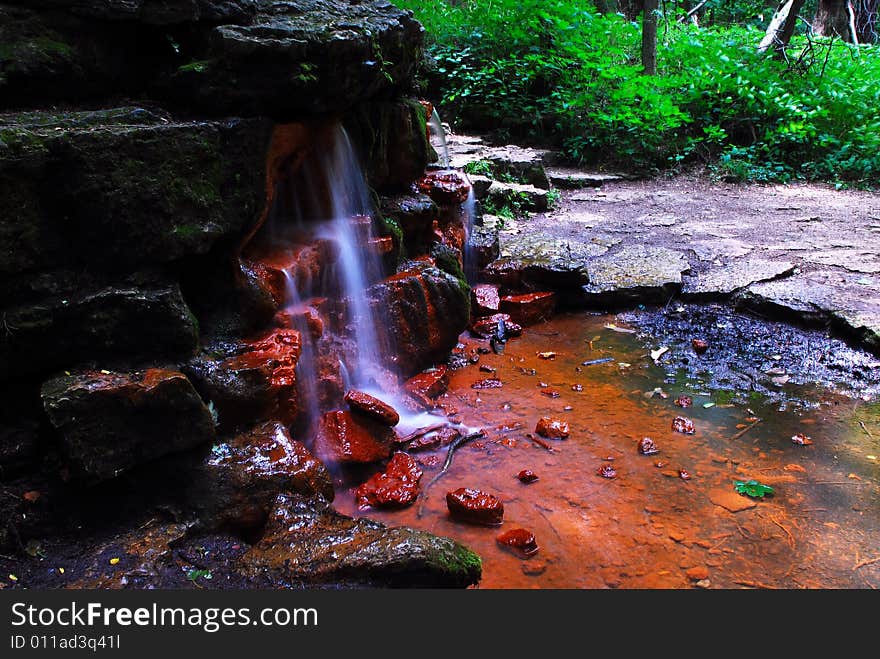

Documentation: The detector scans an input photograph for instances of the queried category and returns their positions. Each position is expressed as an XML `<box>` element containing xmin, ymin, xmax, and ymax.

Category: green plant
<box><xmin>463</xmin><ymin>159</ymin><xmax>493</xmax><ymax>176</ymax></box>
<box><xmin>546</xmin><ymin>188</ymin><xmax>561</xmax><ymax>208</ymax></box>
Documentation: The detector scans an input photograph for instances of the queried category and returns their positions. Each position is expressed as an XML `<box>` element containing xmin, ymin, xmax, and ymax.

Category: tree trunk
<box><xmin>813</xmin><ymin>0</ymin><xmax>875</xmax><ymax>42</ymax></box>
<box><xmin>595</xmin><ymin>0</ymin><xmax>619</xmax><ymax>14</ymax></box>
<box><xmin>642</xmin><ymin>0</ymin><xmax>659</xmax><ymax>74</ymax></box>
<box><xmin>758</xmin><ymin>0</ymin><xmax>807</xmax><ymax>56</ymax></box>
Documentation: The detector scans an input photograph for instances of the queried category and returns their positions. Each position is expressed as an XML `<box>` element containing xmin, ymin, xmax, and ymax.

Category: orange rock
<box><xmin>535</xmin><ymin>417</ymin><xmax>570</xmax><ymax>439</ymax></box>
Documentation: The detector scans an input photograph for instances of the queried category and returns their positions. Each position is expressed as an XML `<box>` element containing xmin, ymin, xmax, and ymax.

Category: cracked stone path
<box><xmin>448</xmin><ymin>134</ymin><xmax>880</xmax><ymax>353</ymax></box>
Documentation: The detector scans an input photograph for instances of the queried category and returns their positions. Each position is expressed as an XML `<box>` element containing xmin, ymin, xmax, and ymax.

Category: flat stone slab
<box><xmin>708</xmin><ymin>488</ymin><xmax>758</xmax><ymax>513</ymax></box>
<box><xmin>689</xmin><ymin>238</ymin><xmax>754</xmax><ymax>262</ymax></box>
<box><xmin>740</xmin><ymin>270</ymin><xmax>880</xmax><ymax>353</ymax></box>
<box><xmin>547</xmin><ymin>168</ymin><xmax>624</xmax><ymax>188</ymax></box>
<box><xmin>684</xmin><ymin>259</ymin><xmax>795</xmax><ymax>297</ymax></box>
<box><xmin>583</xmin><ymin>246</ymin><xmax>690</xmax><ymax>301</ymax></box>
<box><xmin>486</xmin><ymin>180</ymin><xmax>549</xmax><ymax>212</ymax></box>
<box><xmin>487</xmin><ymin>233</ymin><xmax>608</xmax><ymax>288</ymax></box>
<box><xmin>803</xmin><ymin>249</ymin><xmax>880</xmax><ymax>274</ymax></box>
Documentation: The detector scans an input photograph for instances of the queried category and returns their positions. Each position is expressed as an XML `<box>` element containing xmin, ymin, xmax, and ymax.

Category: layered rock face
<box><xmin>0</xmin><ymin>0</ymin><xmax>479</xmax><ymax>587</ymax></box>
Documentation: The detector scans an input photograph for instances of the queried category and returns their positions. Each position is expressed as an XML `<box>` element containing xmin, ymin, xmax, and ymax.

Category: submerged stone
<box><xmin>404</xmin><ymin>365</ymin><xmax>450</xmax><ymax>400</ymax></box>
<box><xmin>535</xmin><ymin>417</ymin><xmax>570</xmax><ymax>439</ymax></box>
<box><xmin>41</xmin><ymin>368</ymin><xmax>215</xmax><ymax>482</ymax></box>
<box><xmin>240</xmin><ymin>493</ymin><xmax>481</xmax><ymax>588</ymax></box>
<box><xmin>470</xmin><ymin>313</ymin><xmax>523</xmax><ymax>339</ymax></box>
<box><xmin>496</xmin><ymin>528</ymin><xmax>539</xmax><ymax>557</ymax></box>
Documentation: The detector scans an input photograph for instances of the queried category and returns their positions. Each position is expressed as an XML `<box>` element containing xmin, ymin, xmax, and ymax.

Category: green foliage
<box><xmin>398</xmin><ymin>0</ymin><xmax>880</xmax><ymax>185</ymax></box>
<box><xmin>546</xmin><ymin>188</ymin><xmax>562</xmax><ymax>208</ymax></box>
<box><xmin>463</xmin><ymin>159</ymin><xmax>493</xmax><ymax>176</ymax></box>
<box><xmin>185</xmin><ymin>568</ymin><xmax>212</xmax><ymax>582</ymax></box>
<box><xmin>734</xmin><ymin>479</ymin><xmax>775</xmax><ymax>498</ymax></box>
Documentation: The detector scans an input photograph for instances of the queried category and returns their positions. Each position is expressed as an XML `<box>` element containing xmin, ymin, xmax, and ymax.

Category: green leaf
<box><xmin>186</xmin><ymin>568</ymin><xmax>212</xmax><ymax>582</ymax></box>
<box><xmin>734</xmin><ymin>479</ymin><xmax>775</xmax><ymax>499</ymax></box>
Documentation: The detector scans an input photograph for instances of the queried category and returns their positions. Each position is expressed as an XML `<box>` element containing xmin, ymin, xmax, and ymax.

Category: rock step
<box><xmin>547</xmin><ymin>168</ymin><xmax>625</xmax><ymax>189</ymax></box>
<box><xmin>486</xmin><ymin>181</ymin><xmax>549</xmax><ymax>212</ymax></box>
<box><xmin>446</xmin><ymin>133</ymin><xmax>551</xmax><ymax>189</ymax></box>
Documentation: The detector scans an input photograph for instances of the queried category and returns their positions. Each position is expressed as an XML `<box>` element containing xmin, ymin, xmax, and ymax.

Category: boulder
<box><xmin>192</xmin><ymin>421</ymin><xmax>333</xmax><ymax>533</ymax></box>
<box><xmin>0</xmin><ymin>108</ymin><xmax>270</xmax><ymax>275</ymax></box>
<box><xmin>41</xmin><ymin>368</ymin><xmax>216</xmax><ymax>482</ymax></box>
<box><xmin>354</xmin><ymin>451</ymin><xmax>422</xmax><ymax>509</ymax></box>
<box><xmin>240</xmin><ymin>493</ymin><xmax>482</xmax><ymax>587</ymax></box>
<box><xmin>314</xmin><ymin>410</ymin><xmax>395</xmax><ymax>466</ymax></box>
<box><xmin>404</xmin><ymin>365</ymin><xmax>449</xmax><ymax>401</ymax></box>
<box><xmin>417</xmin><ymin>170</ymin><xmax>472</xmax><ymax>206</ymax></box>
<box><xmin>1</xmin><ymin>2</ymin><xmax>425</xmax><ymax>119</ymax></box>
<box><xmin>344</xmin><ymin>389</ymin><xmax>400</xmax><ymax>427</ymax></box>
<box><xmin>535</xmin><ymin>417</ymin><xmax>570</xmax><ymax>439</ymax></box>
<box><xmin>500</xmin><ymin>291</ymin><xmax>556</xmax><ymax>325</ymax></box>
<box><xmin>0</xmin><ymin>270</ymin><xmax>199</xmax><ymax>383</ymax></box>
<box><xmin>184</xmin><ymin>329</ymin><xmax>302</xmax><ymax>430</ymax></box>
<box><xmin>368</xmin><ymin>263</ymin><xmax>469</xmax><ymax>375</ymax></box>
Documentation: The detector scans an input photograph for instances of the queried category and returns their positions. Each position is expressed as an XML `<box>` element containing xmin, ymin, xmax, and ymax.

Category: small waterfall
<box><xmin>280</xmin><ymin>269</ymin><xmax>320</xmax><ymax>427</ymax></box>
<box><xmin>428</xmin><ymin>108</ymin><xmax>450</xmax><ymax>168</ymax></box>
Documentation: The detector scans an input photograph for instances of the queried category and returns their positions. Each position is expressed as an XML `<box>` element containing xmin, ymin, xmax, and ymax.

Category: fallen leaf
<box><xmin>8</xmin><ymin>574</ymin><xmax>17</xmax><ymax>582</ymax></box>
<box><xmin>650</xmin><ymin>346</ymin><xmax>669</xmax><ymax>362</ymax></box>
<box><xmin>791</xmin><ymin>433</ymin><xmax>813</xmax><ymax>446</ymax></box>
<box><xmin>604</xmin><ymin>323</ymin><xmax>636</xmax><ymax>334</ymax></box>
<box><xmin>537</xmin><ymin>351</ymin><xmax>557</xmax><ymax>360</ymax></box>
<box><xmin>109</xmin><ymin>557</ymin><xmax>120</xmax><ymax>565</ymax></box>
<box><xmin>734</xmin><ymin>479</ymin><xmax>774</xmax><ymax>499</ymax></box>
<box><xmin>22</xmin><ymin>491</ymin><xmax>41</xmax><ymax>503</ymax></box>
<box><xmin>783</xmin><ymin>464</ymin><xmax>806</xmax><ymax>473</ymax></box>
<box><xmin>703</xmin><ymin>402</ymin><xmax>715</xmax><ymax>409</ymax></box>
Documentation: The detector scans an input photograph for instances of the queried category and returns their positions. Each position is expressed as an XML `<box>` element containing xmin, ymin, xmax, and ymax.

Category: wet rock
<box><xmin>193</xmin><ymin>421</ymin><xmax>334</xmax><ymax>532</ymax></box>
<box><xmin>241</xmin><ymin>493</ymin><xmax>481</xmax><ymax>588</ymax></box>
<box><xmin>368</xmin><ymin>263</ymin><xmax>469</xmax><ymax>375</ymax></box>
<box><xmin>344</xmin><ymin>390</ymin><xmax>400</xmax><ymax>427</ymax></box>
<box><xmin>0</xmin><ymin>109</ymin><xmax>269</xmax><ymax>275</ymax></box>
<box><xmin>496</xmin><ymin>528</ymin><xmax>539</xmax><ymax>557</ymax></box>
<box><xmin>535</xmin><ymin>417</ymin><xmax>570</xmax><ymax>439</ymax></box>
<box><xmin>678</xmin><ymin>468</ymin><xmax>691</xmax><ymax>481</ymax></box>
<box><xmin>500</xmin><ymin>292</ymin><xmax>556</xmax><ymax>326</ymax></box>
<box><xmin>686</xmin><ymin>566</ymin><xmax>710</xmax><ymax>581</ymax></box>
<box><xmin>467</xmin><ymin>225</ymin><xmax>500</xmax><ymax>270</ymax></box>
<box><xmin>597</xmin><ymin>464</ymin><xmax>617</xmax><ymax>479</ymax></box>
<box><xmin>672</xmin><ymin>416</ymin><xmax>696</xmax><ymax>435</ymax></box>
<box><xmin>486</xmin><ymin>180</ymin><xmax>548</xmax><ymax>212</ymax></box>
<box><xmin>472</xmin><ymin>378</ymin><xmax>503</xmax><ymax>389</ymax></box>
<box><xmin>314</xmin><ymin>410</ymin><xmax>395</xmax><ymax>466</ymax></box>
<box><xmin>446</xmin><ymin>488</ymin><xmax>504</xmax><ymax>526</ymax></box>
<box><xmin>708</xmin><ymin>488</ymin><xmax>757</xmax><ymax>513</ymax></box>
<box><xmin>472</xmin><ymin>284</ymin><xmax>501</xmax><ymax>316</ymax></box>
<box><xmin>638</xmin><ymin>437</ymin><xmax>659</xmax><ymax>455</ymax></box>
<box><xmin>546</xmin><ymin>169</ymin><xmax>624</xmax><ymax>189</ymax></box>
<box><xmin>683</xmin><ymin>259</ymin><xmax>795</xmax><ymax>298</ymax></box>
<box><xmin>41</xmin><ymin>368</ymin><xmax>215</xmax><ymax>482</ymax></box>
<box><xmin>417</xmin><ymin>170</ymin><xmax>472</xmax><ymax>205</ymax></box>
<box><xmin>692</xmin><ymin>339</ymin><xmax>709</xmax><ymax>355</ymax></box>
<box><xmin>407</xmin><ymin>426</ymin><xmax>460</xmax><ymax>452</ymax></box>
<box><xmin>791</xmin><ymin>433</ymin><xmax>813</xmax><ymax>446</ymax></box>
<box><xmin>674</xmin><ymin>395</ymin><xmax>693</xmax><ymax>408</ymax></box>
<box><xmin>354</xmin><ymin>452</ymin><xmax>422</xmax><ymax>509</ymax></box>
<box><xmin>517</xmin><ymin>469</ymin><xmax>539</xmax><ymax>483</ymax></box>
<box><xmin>540</xmin><ymin>387</ymin><xmax>561</xmax><ymax>398</ymax></box>
<box><xmin>404</xmin><ymin>365</ymin><xmax>450</xmax><ymax>400</ymax></box>
<box><xmin>582</xmin><ymin>246</ymin><xmax>690</xmax><ymax>305</ymax></box>
<box><xmin>739</xmin><ymin>270</ymin><xmax>880</xmax><ymax>355</ymax></box>
<box><xmin>378</xmin><ymin>193</ymin><xmax>438</xmax><ymax>256</ymax></box>
<box><xmin>470</xmin><ymin>313</ymin><xmax>523</xmax><ymax>339</ymax></box>
<box><xmin>185</xmin><ymin>329</ymin><xmax>302</xmax><ymax>431</ymax></box>
<box><xmin>0</xmin><ymin>270</ymin><xmax>199</xmax><ymax>383</ymax></box>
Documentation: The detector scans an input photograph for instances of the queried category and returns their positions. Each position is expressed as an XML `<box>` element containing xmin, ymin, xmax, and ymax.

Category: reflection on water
<box><xmin>336</xmin><ymin>313</ymin><xmax>880</xmax><ymax>588</ymax></box>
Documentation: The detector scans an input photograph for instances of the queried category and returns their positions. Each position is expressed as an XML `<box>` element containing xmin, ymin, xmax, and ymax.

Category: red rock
<box><xmin>540</xmin><ymin>387</ymin><xmax>560</xmax><ymax>398</ymax></box>
<box><xmin>472</xmin><ymin>284</ymin><xmax>501</xmax><ymax>316</ymax></box>
<box><xmin>470</xmin><ymin>313</ymin><xmax>523</xmax><ymax>339</ymax></box>
<box><xmin>496</xmin><ymin>528</ymin><xmax>539</xmax><ymax>557</ymax></box>
<box><xmin>472</xmin><ymin>378</ymin><xmax>503</xmax><ymax>389</ymax></box>
<box><xmin>446</xmin><ymin>488</ymin><xmax>504</xmax><ymax>526</ymax></box>
<box><xmin>535</xmin><ymin>417</ymin><xmax>570</xmax><ymax>439</ymax></box>
<box><xmin>408</xmin><ymin>426</ymin><xmax>461</xmax><ymax>452</ymax></box>
<box><xmin>369</xmin><ymin>236</ymin><xmax>394</xmax><ymax>256</ymax></box>
<box><xmin>638</xmin><ymin>437</ymin><xmax>659</xmax><ymax>455</ymax></box>
<box><xmin>500</xmin><ymin>292</ymin><xmax>556</xmax><ymax>326</ymax></box>
<box><xmin>314</xmin><ymin>410</ymin><xmax>395</xmax><ymax>465</ymax></box>
<box><xmin>243</xmin><ymin>241</ymin><xmax>337</xmax><ymax>308</ymax></box>
<box><xmin>791</xmin><ymin>433</ymin><xmax>813</xmax><ymax>445</ymax></box>
<box><xmin>571</xmin><ymin>384</ymin><xmax>584</xmax><ymax>392</ymax></box>
<box><xmin>678</xmin><ymin>468</ymin><xmax>691</xmax><ymax>480</ymax></box>
<box><xmin>597</xmin><ymin>464</ymin><xmax>617</xmax><ymax>479</ymax></box>
<box><xmin>692</xmin><ymin>339</ymin><xmax>709</xmax><ymax>355</ymax></box>
<box><xmin>354</xmin><ymin>452</ymin><xmax>423</xmax><ymax>510</ymax></box>
<box><xmin>686</xmin><ymin>566</ymin><xmax>710</xmax><ymax>581</ymax></box>
<box><xmin>674</xmin><ymin>395</ymin><xmax>693</xmax><ymax>408</ymax></box>
<box><xmin>404</xmin><ymin>366</ymin><xmax>449</xmax><ymax>400</ymax></box>
<box><xmin>344</xmin><ymin>390</ymin><xmax>400</xmax><ymax>427</ymax></box>
<box><xmin>517</xmin><ymin>469</ymin><xmax>539</xmax><ymax>483</ymax></box>
<box><xmin>672</xmin><ymin>416</ymin><xmax>696</xmax><ymax>434</ymax></box>
<box><xmin>417</xmin><ymin>170</ymin><xmax>471</xmax><ymax>205</ymax></box>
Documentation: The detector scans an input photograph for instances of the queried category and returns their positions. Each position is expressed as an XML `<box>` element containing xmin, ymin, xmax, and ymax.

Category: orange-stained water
<box><xmin>336</xmin><ymin>313</ymin><xmax>880</xmax><ymax>588</ymax></box>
